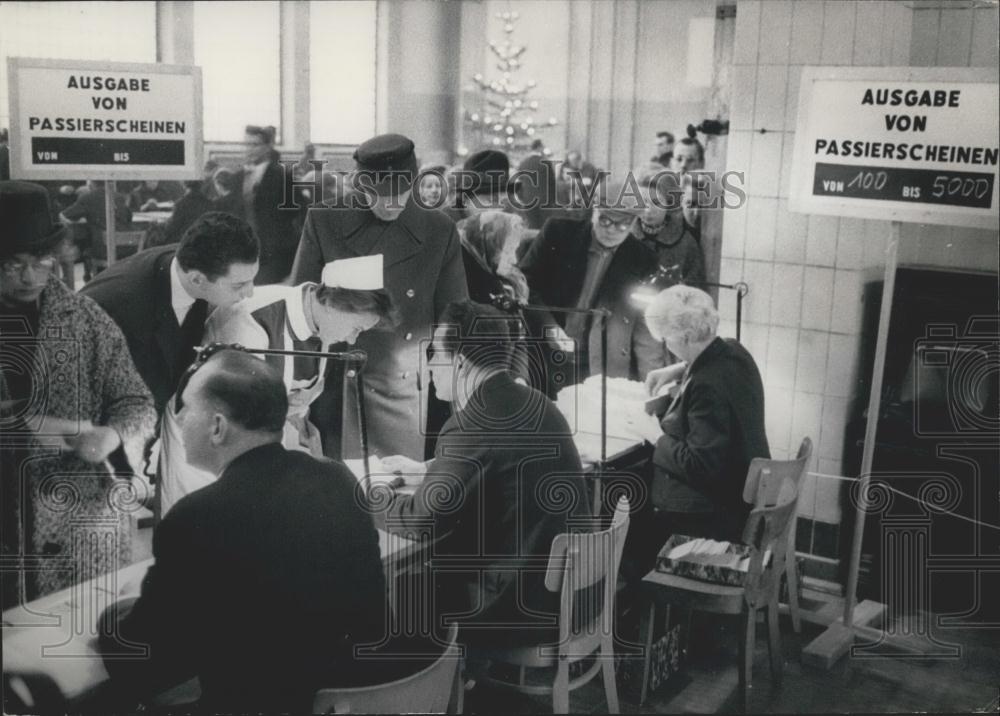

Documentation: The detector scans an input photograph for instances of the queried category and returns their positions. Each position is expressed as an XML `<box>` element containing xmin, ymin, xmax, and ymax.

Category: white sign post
<box><xmin>7</xmin><ymin>57</ymin><xmax>203</xmax><ymax>264</ymax></box>
<box><xmin>790</xmin><ymin>66</ymin><xmax>999</xmax><ymax>669</ymax></box>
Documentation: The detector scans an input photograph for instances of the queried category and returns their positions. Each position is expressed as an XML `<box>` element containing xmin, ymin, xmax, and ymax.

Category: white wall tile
<box><xmin>836</xmin><ymin>218</ymin><xmax>865</xmax><ymax>270</ymax></box>
<box><xmin>766</xmin><ymin>325</ymin><xmax>799</xmax><ymax>390</ymax></box>
<box><xmin>820</xmin><ymin>1</ymin><xmax>856</xmax><ymax>65</ymax></box>
<box><xmin>910</xmin><ymin>8</ymin><xmax>940</xmax><ymax>66</ymax></box>
<box><xmin>971</xmin><ymin>7</ymin><xmax>1000</xmax><ymax>68</ymax></box>
<box><xmin>862</xmin><ymin>219</ymin><xmax>890</xmax><ymax>269</ymax></box>
<box><xmin>775</xmin><ymin>199</ymin><xmax>808</xmax><ymax>264</ymax></box>
<box><xmin>784</xmin><ymin>65</ymin><xmax>803</xmax><ymax>131</ymax></box>
<box><xmin>758</xmin><ymin>1</ymin><xmax>794</xmax><ymax>65</ymax></box>
<box><xmin>818</xmin><ymin>396</ymin><xmax>848</xmax><ymax>461</ymax></box>
<box><xmin>806</xmin><ymin>214</ymin><xmax>838</xmax><ymax>266</ymax></box>
<box><xmin>721</xmin><ymin>202</ymin><xmax>748</xmax><ymax>259</ymax></box>
<box><xmin>770</xmin><ymin>263</ymin><xmax>804</xmax><ymax>328</ymax></box>
<box><xmin>790</xmin><ymin>393</ymin><xmax>822</xmax><ymax>470</ymax></box>
<box><xmin>730</xmin><ymin>65</ymin><xmax>758</xmax><ymax>131</ymax></box>
<box><xmin>765</xmin><ymin>383</ymin><xmax>794</xmax><ymax>454</ymax></box>
<box><xmin>745</xmin><ymin>197</ymin><xmax>778</xmax><ymax>261</ymax></box>
<box><xmin>778</xmin><ymin>128</ymin><xmax>796</xmax><ymax>199</ymax></box>
<box><xmin>824</xmin><ymin>333</ymin><xmax>860</xmax><ymax>398</ymax></box>
<box><xmin>748</xmin><ymin>131</ymin><xmax>782</xmax><ymax>197</ymax></box>
<box><xmin>795</xmin><ymin>330</ymin><xmax>829</xmax><ymax>394</ymax></box>
<box><xmin>719</xmin><ymin>256</ymin><xmax>743</xmax><ymax>285</ymax></box>
<box><xmin>718</xmin><ymin>319</ymin><xmax>738</xmax><ymax>340</ymax></box>
<box><xmin>743</xmin><ymin>260</ymin><xmax>774</xmax><ymax>325</ymax></box>
<box><xmin>889</xmin><ymin>2</ymin><xmax>913</xmax><ymax>66</ymax></box>
<box><xmin>831</xmin><ymin>269</ymin><xmax>863</xmax><ymax>334</ymax></box>
<box><xmin>853</xmin><ymin>1</ymin><xmax>884</xmax><ymax>66</ymax></box>
<box><xmin>937</xmin><ymin>7</ymin><xmax>974</xmax><ymax>67</ymax></box>
<box><xmin>801</xmin><ymin>266</ymin><xmax>834</xmax><ymax>331</ymax></box>
<box><xmin>790</xmin><ymin>0</ymin><xmax>824</xmax><ymax>64</ymax></box>
<box><xmin>798</xmin><ymin>472</ymin><xmax>819</xmax><ymax>519</ymax></box>
<box><xmin>754</xmin><ymin>64</ymin><xmax>788</xmax><ymax>131</ymax></box>
<box><xmin>742</xmin><ymin>322</ymin><xmax>770</xmax><ymax>367</ymax></box>
<box><xmin>813</xmin><ymin>466</ymin><xmax>843</xmax><ymax>523</ymax></box>
<box><xmin>734</xmin><ymin>0</ymin><xmax>762</xmax><ymax>65</ymax></box>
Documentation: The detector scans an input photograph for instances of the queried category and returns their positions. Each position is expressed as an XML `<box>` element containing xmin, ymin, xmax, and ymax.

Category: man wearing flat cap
<box><xmin>519</xmin><ymin>176</ymin><xmax>668</xmax><ymax>397</ymax></box>
<box><xmin>291</xmin><ymin>133</ymin><xmax>468</xmax><ymax>460</ymax></box>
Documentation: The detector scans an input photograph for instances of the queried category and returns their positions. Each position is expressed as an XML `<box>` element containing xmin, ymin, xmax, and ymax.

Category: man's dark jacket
<box><xmin>652</xmin><ymin>337</ymin><xmax>770</xmax><ymax>518</ymax></box>
<box><xmin>80</xmin><ymin>245</ymin><xmax>184</xmax><ymax>412</ymax></box>
<box><xmin>389</xmin><ymin>372</ymin><xmax>589</xmax><ymax>643</ymax></box>
<box><xmin>103</xmin><ymin>443</ymin><xmax>388</xmax><ymax>714</ymax></box>
<box><xmin>518</xmin><ymin>217</ymin><xmax>667</xmax><ymax>383</ymax></box>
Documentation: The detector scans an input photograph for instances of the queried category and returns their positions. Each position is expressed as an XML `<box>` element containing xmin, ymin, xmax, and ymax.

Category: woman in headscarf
<box><xmin>457</xmin><ymin>210</ymin><xmax>530</xmax><ymax>307</ymax></box>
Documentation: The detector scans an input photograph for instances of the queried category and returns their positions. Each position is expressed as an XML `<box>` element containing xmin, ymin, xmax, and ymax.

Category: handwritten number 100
<box><xmin>848</xmin><ymin>170</ymin><xmax>887</xmax><ymax>191</ymax></box>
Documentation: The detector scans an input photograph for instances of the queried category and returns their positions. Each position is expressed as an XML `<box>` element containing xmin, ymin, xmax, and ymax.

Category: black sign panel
<box><xmin>30</xmin><ymin>137</ymin><xmax>185</xmax><ymax>166</ymax></box>
<box><xmin>812</xmin><ymin>162</ymin><xmax>994</xmax><ymax>209</ymax></box>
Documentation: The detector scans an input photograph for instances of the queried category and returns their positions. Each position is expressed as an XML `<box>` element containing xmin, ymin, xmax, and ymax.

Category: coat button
<box><xmin>623</xmin><ymin>317</ymin><xmax>630</xmax><ymax>324</ymax></box>
<box><xmin>620</xmin><ymin>348</ymin><xmax>628</xmax><ymax>356</ymax></box>
<box><xmin>405</xmin><ymin>332</ymin><xmax>413</xmax><ymax>340</ymax></box>
<box><xmin>402</xmin><ymin>371</ymin><xmax>410</xmax><ymax>379</ymax></box>
<box><xmin>406</xmin><ymin>289</ymin><xmax>415</xmax><ymax>298</ymax></box>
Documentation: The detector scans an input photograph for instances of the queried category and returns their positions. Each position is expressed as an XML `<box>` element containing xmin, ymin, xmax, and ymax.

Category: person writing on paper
<box><xmin>624</xmin><ymin>285</ymin><xmax>770</xmax><ymax>573</ymax></box>
<box><xmin>204</xmin><ymin>254</ymin><xmax>395</xmax><ymax>457</ymax></box>
<box><xmin>0</xmin><ymin>181</ymin><xmax>156</xmax><ymax>604</ymax></box>
<box><xmin>101</xmin><ymin>349</ymin><xmax>388</xmax><ymax>714</ymax></box>
<box><xmin>382</xmin><ymin>301</ymin><xmax>589</xmax><ymax>645</ymax></box>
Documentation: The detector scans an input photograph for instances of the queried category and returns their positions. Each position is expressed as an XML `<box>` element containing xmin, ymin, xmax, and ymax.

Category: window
<box><xmin>193</xmin><ymin>1</ymin><xmax>281</xmax><ymax>143</ymax></box>
<box><xmin>309</xmin><ymin>0</ymin><xmax>377</xmax><ymax>145</ymax></box>
<box><xmin>0</xmin><ymin>1</ymin><xmax>156</xmax><ymax>129</ymax></box>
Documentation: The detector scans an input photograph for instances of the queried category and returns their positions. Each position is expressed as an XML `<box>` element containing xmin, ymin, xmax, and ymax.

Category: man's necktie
<box><xmin>177</xmin><ymin>299</ymin><xmax>209</xmax><ymax>375</ymax></box>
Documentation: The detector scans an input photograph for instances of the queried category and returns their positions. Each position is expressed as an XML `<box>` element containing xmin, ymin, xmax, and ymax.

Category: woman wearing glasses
<box><xmin>157</xmin><ymin>255</ymin><xmax>394</xmax><ymax>516</ymax></box>
<box><xmin>0</xmin><ymin>181</ymin><xmax>156</xmax><ymax>604</ymax></box>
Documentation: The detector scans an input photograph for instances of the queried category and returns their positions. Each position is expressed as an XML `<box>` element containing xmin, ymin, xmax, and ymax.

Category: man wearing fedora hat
<box><xmin>443</xmin><ymin>148</ymin><xmax>512</xmax><ymax>223</ymax></box>
<box><xmin>518</xmin><ymin>176</ymin><xmax>668</xmax><ymax>396</ymax></box>
<box><xmin>291</xmin><ymin>133</ymin><xmax>468</xmax><ymax>460</ymax></box>
<box><xmin>0</xmin><ymin>181</ymin><xmax>156</xmax><ymax>603</ymax></box>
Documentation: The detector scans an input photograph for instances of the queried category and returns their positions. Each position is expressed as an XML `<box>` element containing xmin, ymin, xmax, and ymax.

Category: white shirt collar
<box><xmin>286</xmin><ymin>283</ymin><xmax>315</xmax><ymax>342</ymax></box>
<box><xmin>170</xmin><ymin>257</ymin><xmax>197</xmax><ymax>325</ymax></box>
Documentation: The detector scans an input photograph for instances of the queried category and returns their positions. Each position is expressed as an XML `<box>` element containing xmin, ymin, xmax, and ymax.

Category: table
<box><xmin>2</xmin><ymin>528</ymin><xmax>423</xmax><ymax>706</ymax></box>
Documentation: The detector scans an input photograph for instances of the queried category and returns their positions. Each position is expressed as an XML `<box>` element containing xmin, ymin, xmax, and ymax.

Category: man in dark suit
<box><xmin>514</xmin><ymin>139</ymin><xmax>558</xmax><ymax>230</ymax></box>
<box><xmin>100</xmin><ymin>349</ymin><xmax>389</xmax><ymax>713</ymax></box>
<box><xmin>81</xmin><ymin>212</ymin><xmax>260</xmax><ymax>413</ymax></box>
<box><xmin>382</xmin><ymin>301</ymin><xmax>590</xmax><ymax>644</ymax></box>
<box><xmin>518</xmin><ymin>178</ymin><xmax>667</xmax><ymax>397</ymax></box>
<box><xmin>625</xmin><ymin>285</ymin><xmax>771</xmax><ymax>577</ymax></box>
<box><xmin>239</xmin><ymin>125</ymin><xmax>299</xmax><ymax>284</ymax></box>
<box><xmin>291</xmin><ymin>133</ymin><xmax>468</xmax><ymax>461</ymax></box>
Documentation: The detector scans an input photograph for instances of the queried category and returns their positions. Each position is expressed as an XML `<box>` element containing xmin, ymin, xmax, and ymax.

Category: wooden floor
<box><xmin>463</xmin><ymin>612</ymin><xmax>1000</xmax><ymax>714</ymax></box>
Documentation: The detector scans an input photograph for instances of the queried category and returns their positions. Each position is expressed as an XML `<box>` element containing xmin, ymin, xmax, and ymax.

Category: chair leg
<box><xmin>639</xmin><ymin>600</ymin><xmax>657</xmax><ymax>705</ymax></box>
<box><xmin>738</xmin><ymin>608</ymin><xmax>756</xmax><ymax>713</ymax></box>
<box><xmin>767</xmin><ymin>600</ymin><xmax>783</xmax><ymax>687</ymax></box>
<box><xmin>601</xmin><ymin>634</ymin><xmax>620</xmax><ymax>714</ymax></box>
<box><xmin>553</xmin><ymin>659</ymin><xmax>570</xmax><ymax>714</ymax></box>
<box><xmin>785</xmin><ymin>545</ymin><xmax>802</xmax><ymax>633</ymax></box>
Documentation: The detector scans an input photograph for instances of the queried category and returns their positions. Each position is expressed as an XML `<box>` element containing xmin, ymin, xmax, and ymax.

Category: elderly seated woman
<box><xmin>0</xmin><ymin>181</ymin><xmax>156</xmax><ymax>606</ymax></box>
<box><xmin>621</xmin><ymin>285</ymin><xmax>771</xmax><ymax>584</ymax></box>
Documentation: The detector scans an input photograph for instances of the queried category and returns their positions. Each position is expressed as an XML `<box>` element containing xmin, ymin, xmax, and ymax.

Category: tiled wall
<box><xmin>722</xmin><ymin>0</ymin><xmax>1000</xmax><ymax>554</ymax></box>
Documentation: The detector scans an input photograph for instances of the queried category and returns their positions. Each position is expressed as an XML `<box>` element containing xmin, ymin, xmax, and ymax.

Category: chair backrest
<box><xmin>311</xmin><ymin>623</ymin><xmax>461</xmax><ymax>714</ymax></box>
<box><xmin>740</xmin><ymin>478</ymin><xmax>800</xmax><ymax>607</ymax></box>
<box><xmin>742</xmin><ymin>437</ymin><xmax>812</xmax><ymax>508</ymax></box>
<box><xmin>543</xmin><ymin>497</ymin><xmax>630</xmax><ymax>644</ymax></box>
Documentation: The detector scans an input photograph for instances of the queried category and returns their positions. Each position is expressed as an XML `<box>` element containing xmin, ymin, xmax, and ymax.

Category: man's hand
<box><xmin>63</xmin><ymin>426</ymin><xmax>122</xmax><ymax>464</ymax></box>
<box><xmin>380</xmin><ymin>455</ymin><xmax>428</xmax><ymax>485</ymax></box>
<box><xmin>140</xmin><ymin>198</ymin><xmax>159</xmax><ymax>211</ymax></box>
<box><xmin>624</xmin><ymin>409</ymin><xmax>664</xmax><ymax>445</ymax></box>
<box><xmin>645</xmin><ymin>362</ymin><xmax>686</xmax><ymax>397</ymax></box>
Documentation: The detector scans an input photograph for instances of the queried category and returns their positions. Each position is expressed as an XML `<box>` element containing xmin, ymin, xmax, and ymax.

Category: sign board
<box><xmin>7</xmin><ymin>57</ymin><xmax>202</xmax><ymax>181</ymax></box>
<box><xmin>789</xmin><ymin>66</ymin><xmax>999</xmax><ymax>230</ymax></box>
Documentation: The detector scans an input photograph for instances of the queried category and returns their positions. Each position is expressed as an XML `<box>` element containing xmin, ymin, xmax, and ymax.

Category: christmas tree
<box><xmin>461</xmin><ymin>10</ymin><xmax>558</xmax><ymax>156</ymax></box>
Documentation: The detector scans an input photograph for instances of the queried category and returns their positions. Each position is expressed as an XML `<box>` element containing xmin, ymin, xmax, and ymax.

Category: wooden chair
<box><xmin>475</xmin><ymin>497</ymin><xmax>630</xmax><ymax>714</ymax></box>
<box><xmin>742</xmin><ymin>437</ymin><xmax>813</xmax><ymax>633</ymax></box>
<box><xmin>312</xmin><ymin>623</ymin><xmax>463</xmax><ymax>714</ymax></box>
<box><xmin>639</xmin><ymin>476</ymin><xmax>800</xmax><ymax>711</ymax></box>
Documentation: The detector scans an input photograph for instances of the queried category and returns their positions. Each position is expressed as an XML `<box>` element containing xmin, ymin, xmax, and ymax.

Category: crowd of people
<box><xmin>0</xmin><ymin>120</ymin><xmax>769</xmax><ymax>713</ymax></box>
